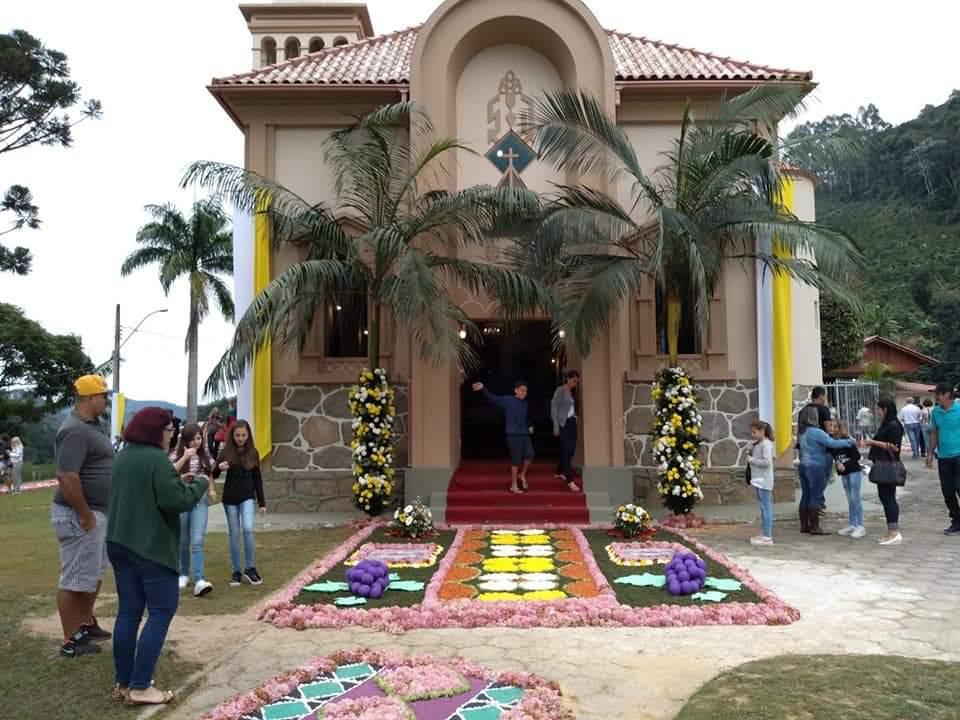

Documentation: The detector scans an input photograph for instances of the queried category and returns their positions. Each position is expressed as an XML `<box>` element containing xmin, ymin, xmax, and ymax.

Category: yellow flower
<box><xmin>478</xmin><ymin>592</ymin><xmax>523</xmax><ymax>602</ymax></box>
<box><xmin>490</xmin><ymin>534</ymin><xmax>521</xmax><ymax>546</ymax></box>
<box><xmin>519</xmin><ymin>534</ymin><xmax>550</xmax><ymax>545</ymax></box>
<box><xmin>523</xmin><ymin>590</ymin><xmax>567</xmax><ymax>601</ymax></box>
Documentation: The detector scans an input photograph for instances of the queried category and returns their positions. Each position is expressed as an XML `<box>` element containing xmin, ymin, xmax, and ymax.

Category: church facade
<box><xmin>213</xmin><ymin>0</ymin><xmax>822</xmax><ymax>517</ymax></box>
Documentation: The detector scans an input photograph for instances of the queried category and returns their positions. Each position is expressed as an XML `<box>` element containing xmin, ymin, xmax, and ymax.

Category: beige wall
<box><xmin>790</xmin><ymin>175</ymin><xmax>823</xmax><ymax>386</ymax></box>
<box><xmin>274</xmin><ymin>128</ymin><xmax>337</xmax><ymax>206</ymax></box>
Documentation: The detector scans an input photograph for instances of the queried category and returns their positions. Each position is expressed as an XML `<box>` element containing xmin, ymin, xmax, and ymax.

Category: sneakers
<box><xmin>60</xmin><ymin>629</ymin><xmax>102</xmax><ymax>658</ymax></box>
<box><xmin>878</xmin><ymin>533</ymin><xmax>903</xmax><ymax>546</ymax></box>
<box><xmin>243</xmin><ymin>567</ymin><xmax>263</xmax><ymax>586</ymax></box>
<box><xmin>193</xmin><ymin>579</ymin><xmax>213</xmax><ymax>597</ymax></box>
<box><xmin>749</xmin><ymin>536</ymin><xmax>773</xmax><ymax>545</ymax></box>
<box><xmin>230</xmin><ymin>571</ymin><xmax>242</xmax><ymax>587</ymax></box>
<box><xmin>837</xmin><ymin>526</ymin><xmax>855</xmax><ymax>536</ymax></box>
<box><xmin>178</xmin><ymin>575</ymin><xmax>189</xmax><ymax>590</ymax></box>
<box><xmin>850</xmin><ymin>526</ymin><xmax>867</xmax><ymax>539</ymax></box>
<box><xmin>943</xmin><ymin>525</ymin><xmax>960</xmax><ymax>536</ymax></box>
<box><xmin>81</xmin><ymin>619</ymin><xmax>112</xmax><ymax>641</ymax></box>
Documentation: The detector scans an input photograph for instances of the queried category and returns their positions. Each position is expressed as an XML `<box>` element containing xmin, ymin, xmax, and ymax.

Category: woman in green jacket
<box><xmin>106</xmin><ymin>407</ymin><xmax>208</xmax><ymax>705</ymax></box>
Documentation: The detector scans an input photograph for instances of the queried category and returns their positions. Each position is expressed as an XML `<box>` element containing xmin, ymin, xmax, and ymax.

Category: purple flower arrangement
<box><xmin>347</xmin><ymin>559</ymin><xmax>391</xmax><ymax>599</ymax></box>
<box><xmin>665</xmin><ymin>552</ymin><xmax>706</xmax><ymax>595</ymax></box>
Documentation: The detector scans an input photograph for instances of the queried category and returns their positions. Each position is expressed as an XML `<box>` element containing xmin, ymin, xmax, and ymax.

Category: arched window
<box><xmin>261</xmin><ymin>36</ymin><xmax>277</xmax><ymax>66</ymax></box>
<box><xmin>308</xmin><ymin>36</ymin><xmax>325</xmax><ymax>53</ymax></box>
<box><xmin>332</xmin><ymin>36</ymin><xmax>349</xmax><ymax>47</ymax></box>
<box><xmin>284</xmin><ymin>37</ymin><xmax>301</xmax><ymax>60</ymax></box>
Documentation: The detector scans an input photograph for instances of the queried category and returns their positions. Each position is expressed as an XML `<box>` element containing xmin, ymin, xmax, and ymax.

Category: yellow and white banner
<box><xmin>756</xmin><ymin>176</ymin><xmax>795</xmax><ymax>456</ymax></box>
<box><xmin>111</xmin><ymin>392</ymin><xmax>126</xmax><ymax>438</ymax></box>
<box><xmin>232</xmin><ymin>209</ymin><xmax>272</xmax><ymax>460</ymax></box>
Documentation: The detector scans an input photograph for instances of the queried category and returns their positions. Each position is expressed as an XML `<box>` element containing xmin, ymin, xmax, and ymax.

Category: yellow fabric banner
<box><xmin>772</xmin><ymin>177</ymin><xmax>794</xmax><ymax>456</ymax></box>
<box><xmin>253</xmin><ymin>214</ymin><xmax>272</xmax><ymax>460</ymax></box>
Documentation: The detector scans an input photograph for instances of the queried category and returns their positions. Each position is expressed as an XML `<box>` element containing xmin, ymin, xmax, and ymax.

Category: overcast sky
<box><xmin>2</xmin><ymin>0</ymin><xmax>957</xmax><ymax>407</ymax></box>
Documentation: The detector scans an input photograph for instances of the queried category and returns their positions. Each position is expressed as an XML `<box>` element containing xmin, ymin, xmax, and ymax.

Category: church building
<box><xmin>214</xmin><ymin>0</ymin><xmax>822</xmax><ymax>520</ymax></box>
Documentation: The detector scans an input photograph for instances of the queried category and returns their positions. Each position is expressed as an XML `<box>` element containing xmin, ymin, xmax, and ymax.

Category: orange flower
<box><xmin>444</xmin><ymin>565</ymin><xmax>481</xmax><ymax>583</ymax></box>
<box><xmin>439</xmin><ymin>583</ymin><xmax>477</xmax><ymax>600</ymax></box>
<box><xmin>564</xmin><ymin>579</ymin><xmax>599</xmax><ymax>598</ymax></box>
<box><xmin>558</xmin><ymin>563</ymin><xmax>589</xmax><ymax>580</ymax></box>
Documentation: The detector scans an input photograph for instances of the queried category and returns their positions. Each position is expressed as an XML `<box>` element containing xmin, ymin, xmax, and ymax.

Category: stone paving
<box><xmin>161</xmin><ymin>458</ymin><xmax>959</xmax><ymax>720</ymax></box>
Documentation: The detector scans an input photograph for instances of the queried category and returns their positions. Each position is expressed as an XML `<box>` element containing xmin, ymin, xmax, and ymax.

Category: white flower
<box><xmin>404</xmin><ymin>516</ymin><xmax>413</xmax><ymax>526</ymax></box>
<box><xmin>672</xmin><ymin>486</ymin><xmax>681</xmax><ymax>495</ymax></box>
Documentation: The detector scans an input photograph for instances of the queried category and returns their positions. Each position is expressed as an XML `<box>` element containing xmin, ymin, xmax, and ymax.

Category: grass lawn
<box><xmin>676</xmin><ymin>655</ymin><xmax>960</xmax><ymax>720</ymax></box>
<box><xmin>582</xmin><ymin>528</ymin><xmax>760</xmax><ymax>606</ymax></box>
<box><xmin>292</xmin><ymin>527</ymin><xmax>456</xmax><ymax>609</ymax></box>
<box><xmin>0</xmin><ymin>488</ymin><xmax>353</xmax><ymax>718</ymax></box>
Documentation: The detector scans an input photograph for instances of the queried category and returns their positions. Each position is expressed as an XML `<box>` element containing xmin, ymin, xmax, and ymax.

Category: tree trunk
<box><xmin>666</xmin><ymin>291</ymin><xmax>682</xmax><ymax>366</ymax></box>
<box><xmin>186</xmin><ymin>306</ymin><xmax>199</xmax><ymax>423</ymax></box>
<box><xmin>368</xmin><ymin>300</ymin><xmax>381</xmax><ymax>371</ymax></box>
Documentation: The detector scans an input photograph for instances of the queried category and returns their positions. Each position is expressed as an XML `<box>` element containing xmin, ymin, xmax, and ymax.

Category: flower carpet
<box><xmin>201</xmin><ymin>649</ymin><xmax>573</xmax><ymax>720</ymax></box>
<box><xmin>259</xmin><ymin>523</ymin><xmax>799</xmax><ymax>632</ymax></box>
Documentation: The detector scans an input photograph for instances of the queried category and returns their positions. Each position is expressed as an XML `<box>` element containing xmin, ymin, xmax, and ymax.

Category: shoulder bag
<box><xmin>869</xmin><ymin>448</ymin><xmax>907</xmax><ymax>486</ymax></box>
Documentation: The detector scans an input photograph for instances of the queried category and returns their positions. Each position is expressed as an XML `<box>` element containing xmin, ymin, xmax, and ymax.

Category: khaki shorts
<box><xmin>51</xmin><ymin>504</ymin><xmax>109</xmax><ymax>593</ymax></box>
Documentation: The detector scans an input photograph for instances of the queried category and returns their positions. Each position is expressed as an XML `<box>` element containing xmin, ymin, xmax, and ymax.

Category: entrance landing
<box><xmin>444</xmin><ymin>461</ymin><xmax>590</xmax><ymax>524</ymax></box>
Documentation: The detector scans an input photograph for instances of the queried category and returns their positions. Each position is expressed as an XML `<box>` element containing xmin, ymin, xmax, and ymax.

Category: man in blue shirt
<box><xmin>472</xmin><ymin>380</ymin><xmax>534</xmax><ymax>494</ymax></box>
<box><xmin>928</xmin><ymin>383</ymin><xmax>960</xmax><ymax>535</ymax></box>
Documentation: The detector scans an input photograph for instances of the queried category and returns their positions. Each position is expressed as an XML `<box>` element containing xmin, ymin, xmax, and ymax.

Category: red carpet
<box><xmin>445</xmin><ymin>461</ymin><xmax>590</xmax><ymax>524</ymax></box>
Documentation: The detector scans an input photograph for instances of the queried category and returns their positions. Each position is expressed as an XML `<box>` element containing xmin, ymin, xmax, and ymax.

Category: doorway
<box><xmin>460</xmin><ymin>320</ymin><xmax>565</xmax><ymax>461</ymax></box>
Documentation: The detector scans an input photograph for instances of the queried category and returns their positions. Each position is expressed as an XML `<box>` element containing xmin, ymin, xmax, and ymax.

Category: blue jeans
<box><xmin>755</xmin><ymin>487</ymin><xmax>773</xmax><ymax>537</ymax></box>
<box><xmin>107</xmin><ymin>542</ymin><xmax>179</xmax><ymax>690</ymax></box>
<box><xmin>841</xmin><ymin>471</ymin><xmax>864</xmax><ymax>527</ymax></box>
<box><xmin>179</xmin><ymin>495</ymin><xmax>209</xmax><ymax>581</ymax></box>
<box><xmin>224</xmin><ymin>499</ymin><xmax>256</xmax><ymax>572</ymax></box>
<box><xmin>904</xmin><ymin>423</ymin><xmax>922</xmax><ymax>458</ymax></box>
<box><xmin>799</xmin><ymin>462</ymin><xmax>830</xmax><ymax>510</ymax></box>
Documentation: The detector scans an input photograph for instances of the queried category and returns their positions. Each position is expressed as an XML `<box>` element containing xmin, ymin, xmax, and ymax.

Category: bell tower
<box><xmin>240</xmin><ymin>1</ymin><xmax>375</xmax><ymax>69</ymax></box>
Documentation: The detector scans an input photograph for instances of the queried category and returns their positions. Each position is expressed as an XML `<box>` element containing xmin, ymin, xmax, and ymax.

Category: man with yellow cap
<box><xmin>51</xmin><ymin>374</ymin><xmax>115</xmax><ymax>657</ymax></box>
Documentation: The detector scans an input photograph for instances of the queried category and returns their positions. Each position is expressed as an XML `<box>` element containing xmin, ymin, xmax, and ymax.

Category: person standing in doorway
<box><xmin>551</xmin><ymin>370</ymin><xmax>581</xmax><ymax>492</ymax></box>
<box><xmin>927</xmin><ymin>384</ymin><xmax>960</xmax><ymax>536</ymax></box>
<box><xmin>472</xmin><ymin>380</ymin><xmax>534</xmax><ymax>494</ymax></box>
<box><xmin>898</xmin><ymin>396</ymin><xmax>923</xmax><ymax>459</ymax></box>
<box><xmin>51</xmin><ymin>375</ymin><xmax>114</xmax><ymax>657</ymax></box>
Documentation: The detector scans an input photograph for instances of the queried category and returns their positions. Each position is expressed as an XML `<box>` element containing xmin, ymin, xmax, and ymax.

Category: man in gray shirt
<box><xmin>52</xmin><ymin>374</ymin><xmax>114</xmax><ymax>657</ymax></box>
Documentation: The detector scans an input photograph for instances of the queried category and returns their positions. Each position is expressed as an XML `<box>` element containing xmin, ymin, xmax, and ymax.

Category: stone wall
<box><xmin>264</xmin><ymin>383</ymin><xmax>408</xmax><ymax>512</ymax></box>
<box><xmin>624</xmin><ymin>380</ymin><xmax>795</xmax><ymax>505</ymax></box>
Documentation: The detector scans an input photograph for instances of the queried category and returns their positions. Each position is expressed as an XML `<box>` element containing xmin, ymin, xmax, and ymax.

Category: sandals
<box><xmin>518</xmin><ymin>477</ymin><xmax>529</xmax><ymax>492</ymax></box>
<box><xmin>125</xmin><ymin>688</ymin><xmax>175</xmax><ymax>706</ymax></box>
<box><xmin>112</xmin><ymin>685</ymin><xmax>129</xmax><ymax>704</ymax></box>
<box><xmin>509</xmin><ymin>486</ymin><xmax>524</xmax><ymax>494</ymax></box>
<box><xmin>567</xmin><ymin>481</ymin><xmax>580</xmax><ymax>492</ymax></box>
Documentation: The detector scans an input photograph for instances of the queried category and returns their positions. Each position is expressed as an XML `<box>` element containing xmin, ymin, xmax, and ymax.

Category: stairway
<box><xmin>442</xmin><ymin>461</ymin><xmax>591</xmax><ymax>524</ymax></box>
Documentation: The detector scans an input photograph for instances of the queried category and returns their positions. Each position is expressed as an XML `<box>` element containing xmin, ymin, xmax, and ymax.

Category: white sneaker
<box><xmin>850</xmin><ymin>526</ymin><xmax>867</xmax><ymax>539</ymax></box>
<box><xmin>837</xmin><ymin>526</ymin><xmax>855</xmax><ymax>536</ymax></box>
<box><xmin>878</xmin><ymin>533</ymin><xmax>902</xmax><ymax>546</ymax></box>
<box><xmin>194</xmin><ymin>579</ymin><xmax>213</xmax><ymax>597</ymax></box>
<box><xmin>178</xmin><ymin>575</ymin><xmax>189</xmax><ymax>590</ymax></box>
<box><xmin>749</xmin><ymin>536</ymin><xmax>773</xmax><ymax>545</ymax></box>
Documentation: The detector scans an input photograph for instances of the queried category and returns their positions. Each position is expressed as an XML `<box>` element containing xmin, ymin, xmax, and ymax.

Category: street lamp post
<box><xmin>112</xmin><ymin>305</ymin><xmax>168</xmax><ymax>393</ymax></box>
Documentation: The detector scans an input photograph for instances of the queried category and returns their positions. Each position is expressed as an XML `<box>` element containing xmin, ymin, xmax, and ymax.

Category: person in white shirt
<box><xmin>855</xmin><ymin>405</ymin><xmax>873</xmax><ymax>444</ymax></box>
<box><xmin>747</xmin><ymin>421</ymin><xmax>776</xmax><ymax>545</ymax></box>
<box><xmin>898</xmin><ymin>397</ymin><xmax>923</xmax><ymax>459</ymax></box>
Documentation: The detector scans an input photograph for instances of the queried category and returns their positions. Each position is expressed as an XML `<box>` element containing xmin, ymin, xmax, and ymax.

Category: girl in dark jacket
<box><xmin>863</xmin><ymin>398</ymin><xmax>905</xmax><ymax>546</ymax></box>
<box><xmin>215</xmin><ymin>420</ymin><xmax>265</xmax><ymax>586</ymax></box>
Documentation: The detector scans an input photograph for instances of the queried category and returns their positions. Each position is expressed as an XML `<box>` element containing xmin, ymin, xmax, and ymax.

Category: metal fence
<box><xmin>826</xmin><ymin>380</ymin><xmax>880</xmax><ymax>435</ymax></box>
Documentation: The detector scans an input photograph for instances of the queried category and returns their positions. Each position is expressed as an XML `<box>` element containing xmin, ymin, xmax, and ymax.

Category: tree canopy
<box><xmin>0</xmin><ymin>29</ymin><xmax>102</xmax><ymax>274</ymax></box>
<box><xmin>0</xmin><ymin>303</ymin><xmax>94</xmax><ymax>432</ymax></box>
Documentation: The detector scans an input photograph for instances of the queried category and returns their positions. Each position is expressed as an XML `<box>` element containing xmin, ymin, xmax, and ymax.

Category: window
<box><xmin>261</xmin><ymin>37</ymin><xmax>277</xmax><ymax>66</ymax></box>
<box><xmin>284</xmin><ymin>37</ymin><xmax>301</xmax><ymax>60</ymax></box>
<box><xmin>332</xmin><ymin>36</ymin><xmax>349</xmax><ymax>47</ymax></box>
<box><xmin>655</xmin><ymin>286</ymin><xmax>702</xmax><ymax>355</ymax></box>
<box><xmin>325</xmin><ymin>291</ymin><xmax>368</xmax><ymax>358</ymax></box>
<box><xmin>308</xmin><ymin>36</ymin><xmax>325</xmax><ymax>53</ymax></box>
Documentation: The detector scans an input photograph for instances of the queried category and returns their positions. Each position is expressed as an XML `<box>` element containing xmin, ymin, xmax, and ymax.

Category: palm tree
<box><xmin>862</xmin><ymin>360</ymin><xmax>896</xmax><ymax>395</ymax></box>
<box><xmin>182</xmin><ymin>102</ymin><xmax>548</xmax><ymax>395</ymax></box>
<box><xmin>122</xmin><ymin>199</ymin><xmax>234</xmax><ymax>422</ymax></box>
<box><xmin>518</xmin><ymin>83</ymin><xmax>865</xmax><ymax>363</ymax></box>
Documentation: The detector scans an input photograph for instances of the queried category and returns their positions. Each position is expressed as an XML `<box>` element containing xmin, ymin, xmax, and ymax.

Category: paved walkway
<box><xmin>159</xmin><ymin>458</ymin><xmax>959</xmax><ymax>720</ymax></box>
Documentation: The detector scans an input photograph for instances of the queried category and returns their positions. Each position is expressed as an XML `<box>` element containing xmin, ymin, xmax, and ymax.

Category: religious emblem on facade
<box><xmin>485</xmin><ymin>70</ymin><xmax>537</xmax><ymax>188</ymax></box>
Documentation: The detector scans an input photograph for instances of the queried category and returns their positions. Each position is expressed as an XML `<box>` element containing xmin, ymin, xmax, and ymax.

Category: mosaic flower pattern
<box><xmin>345</xmin><ymin>543</ymin><xmax>444</xmax><ymax>569</ymax></box>
<box><xmin>439</xmin><ymin>528</ymin><xmax>599</xmax><ymax>602</ymax></box>
<box><xmin>605</xmin><ymin>541</ymin><xmax>691</xmax><ymax>567</ymax></box>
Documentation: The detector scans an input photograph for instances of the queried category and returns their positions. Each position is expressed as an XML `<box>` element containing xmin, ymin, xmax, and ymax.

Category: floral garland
<box><xmin>322</xmin><ymin>696</ymin><xmax>413</xmax><ymax>720</ymax></box>
<box><xmin>199</xmin><ymin>648</ymin><xmax>573</xmax><ymax>720</ymax></box>
<box><xmin>613</xmin><ymin>503</ymin><xmax>653</xmax><ymax>538</ymax></box>
<box><xmin>349</xmin><ymin>368</ymin><xmax>396</xmax><ymax>515</ymax></box>
<box><xmin>391</xmin><ymin>497</ymin><xmax>434</xmax><ymax>538</ymax></box>
<box><xmin>653</xmin><ymin>367</ymin><xmax>705</xmax><ymax>514</ymax></box>
<box><xmin>344</xmin><ymin>542</ymin><xmax>445</xmax><ymax>569</ymax></box>
<box><xmin>257</xmin><ymin>523</ymin><xmax>800</xmax><ymax>632</ymax></box>
<box><xmin>375</xmin><ymin>664</ymin><xmax>471</xmax><ymax>702</ymax></box>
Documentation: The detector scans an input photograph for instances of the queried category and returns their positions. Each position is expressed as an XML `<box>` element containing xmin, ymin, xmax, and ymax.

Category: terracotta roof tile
<box><xmin>214</xmin><ymin>26</ymin><xmax>810</xmax><ymax>87</ymax></box>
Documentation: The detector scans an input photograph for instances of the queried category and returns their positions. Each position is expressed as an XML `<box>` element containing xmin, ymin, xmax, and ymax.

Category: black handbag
<box><xmin>869</xmin><ymin>449</ymin><xmax>907</xmax><ymax>486</ymax></box>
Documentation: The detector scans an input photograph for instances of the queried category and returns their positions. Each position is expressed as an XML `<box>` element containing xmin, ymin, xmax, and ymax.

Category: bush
<box><xmin>653</xmin><ymin>367</ymin><xmax>704</xmax><ymax>515</ymax></box>
<box><xmin>349</xmin><ymin>368</ymin><xmax>396</xmax><ymax>515</ymax></box>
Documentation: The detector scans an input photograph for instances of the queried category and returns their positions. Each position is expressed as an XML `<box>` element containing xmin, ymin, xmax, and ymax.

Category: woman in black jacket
<box><xmin>215</xmin><ymin>420</ymin><xmax>265</xmax><ymax>586</ymax></box>
<box><xmin>863</xmin><ymin>398</ymin><xmax>905</xmax><ymax>546</ymax></box>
